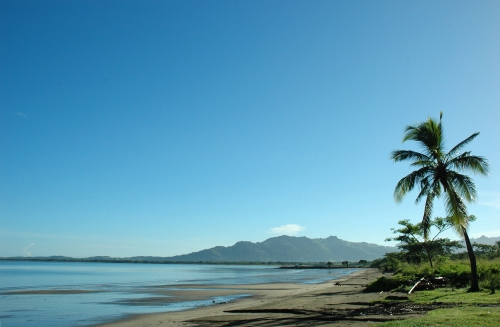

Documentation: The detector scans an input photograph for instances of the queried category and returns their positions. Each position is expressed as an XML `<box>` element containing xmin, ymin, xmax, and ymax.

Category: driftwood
<box><xmin>408</xmin><ymin>277</ymin><xmax>449</xmax><ymax>294</ymax></box>
<box><xmin>408</xmin><ymin>277</ymin><xmax>426</xmax><ymax>294</ymax></box>
<box><xmin>431</xmin><ymin>277</ymin><xmax>450</xmax><ymax>286</ymax></box>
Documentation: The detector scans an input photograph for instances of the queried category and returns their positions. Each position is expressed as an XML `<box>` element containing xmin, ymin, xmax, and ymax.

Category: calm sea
<box><xmin>0</xmin><ymin>261</ymin><xmax>360</xmax><ymax>327</ymax></box>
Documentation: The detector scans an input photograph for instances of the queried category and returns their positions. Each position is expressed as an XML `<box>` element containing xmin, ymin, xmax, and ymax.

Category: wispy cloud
<box><xmin>479</xmin><ymin>202</ymin><xmax>500</xmax><ymax>208</ymax></box>
<box><xmin>478</xmin><ymin>192</ymin><xmax>500</xmax><ymax>209</ymax></box>
<box><xmin>15</xmin><ymin>112</ymin><xmax>28</xmax><ymax>119</ymax></box>
<box><xmin>479</xmin><ymin>201</ymin><xmax>500</xmax><ymax>209</ymax></box>
<box><xmin>23</xmin><ymin>243</ymin><xmax>35</xmax><ymax>256</ymax></box>
<box><xmin>267</xmin><ymin>224</ymin><xmax>305</xmax><ymax>235</ymax></box>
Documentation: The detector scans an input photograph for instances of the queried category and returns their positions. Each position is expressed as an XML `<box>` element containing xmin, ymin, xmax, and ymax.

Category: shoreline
<box><xmin>94</xmin><ymin>268</ymin><xmax>414</xmax><ymax>327</ymax></box>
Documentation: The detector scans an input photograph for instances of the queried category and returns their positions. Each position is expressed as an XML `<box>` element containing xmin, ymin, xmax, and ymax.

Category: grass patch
<box><xmin>366</xmin><ymin>259</ymin><xmax>500</xmax><ymax>293</ymax></box>
<box><xmin>375</xmin><ymin>288</ymin><xmax>500</xmax><ymax>326</ymax></box>
<box><xmin>368</xmin><ymin>258</ymin><xmax>500</xmax><ymax>325</ymax></box>
<box><xmin>375</xmin><ymin>306</ymin><xmax>500</xmax><ymax>327</ymax></box>
<box><xmin>410</xmin><ymin>287</ymin><xmax>500</xmax><ymax>304</ymax></box>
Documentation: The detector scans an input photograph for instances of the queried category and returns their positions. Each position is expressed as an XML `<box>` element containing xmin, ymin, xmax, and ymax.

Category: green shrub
<box><xmin>476</xmin><ymin>260</ymin><xmax>500</xmax><ymax>293</ymax></box>
<box><xmin>433</xmin><ymin>262</ymin><xmax>471</xmax><ymax>288</ymax></box>
<box><xmin>385</xmin><ymin>258</ymin><xmax>500</xmax><ymax>289</ymax></box>
<box><xmin>396</xmin><ymin>262</ymin><xmax>434</xmax><ymax>279</ymax></box>
<box><xmin>365</xmin><ymin>276</ymin><xmax>408</xmax><ymax>292</ymax></box>
<box><xmin>372</xmin><ymin>253</ymin><xmax>500</xmax><ymax>292</ymax></box>
<box><xmin>370</xmin><ymin>252</ymin><xmax>405</xmax><ymax>272</ymax></box>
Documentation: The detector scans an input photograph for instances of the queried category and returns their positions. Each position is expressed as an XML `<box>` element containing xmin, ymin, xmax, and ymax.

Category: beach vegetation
<box><xmin>370</xmin><ymin>260</ymin><xmax>500</xmax><ymax>326</ymax></box>
<box><xmin>369</xmin><ymin>257</ymin><xmax>500</xmax><ymax>292</ymax></box>
<box><xmin>386</xmin><ymin>217</ymin><xmax>463</xmax><ymax>268</ymax></box>
<box><xmin>371</xmin><ymin>252</ymin><xmax>407</xmax><ymax>272</ymax></box>
<box><xmin>391</xmin><ymin>112</ymin><xmax>489</xmax><ymax>291</ymax></box>
<box><xmin>374</xmin><ymin>286</ymin><xmax>500</xmax><ymax>326</ymax></box>
<box><xmin>375</xmin><ymin>306</ymin><xmax>500</xmax><ymax>327</ymax></box>
<box><xmin>365</xmin><ymin>275</ymin><xmax>409</xmax><ymax>292</ymax></box>
<box><xmin>472</xmin><ymin>241</ymin><xmax>500</xmax><ymax>259</ymax></box>
<box><xmin>409</xmin><ymin>285</ymin><xmax>500</xmax><ymax>304</ymax></box>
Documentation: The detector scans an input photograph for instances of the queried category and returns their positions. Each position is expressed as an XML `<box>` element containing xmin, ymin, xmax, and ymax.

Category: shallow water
<box><xmin>0</xmin><ymin>261</ymin><xmax>360</xmax><ymax>327</ymax></box>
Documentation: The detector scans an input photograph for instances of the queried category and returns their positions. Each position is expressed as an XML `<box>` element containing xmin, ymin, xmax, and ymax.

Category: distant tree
<box><xmin>391</xmin><ymin>112</ymin><xmax>489</xmax><ymax>291</ymax></box>
<box><xmin>326</xmin><ymin>261</ymin><xmax>333</xmax><ymax>268</ymax></box>
<box><xmin>370</xmin><ymin>252</ymin><xmax>406</xmax><ymax>272</ymax></box>
<box><xmin>358</xmin><ymin>260</ymin><xmax>368</xmax><ymax>265</ymax></box>
<box><xmin>473</xmin><ymin>242</ymin><xmax>500</xmax><ymax>259</ymax></box>
<box><xmin>341</xmin><ymin>261</ymin><xmax>349</xmax><ymax>267</ymax></box>
<box><xmin>386</xmin><ymin>217</ymin><xmax>464</xmax><ymax>268</ymax></box>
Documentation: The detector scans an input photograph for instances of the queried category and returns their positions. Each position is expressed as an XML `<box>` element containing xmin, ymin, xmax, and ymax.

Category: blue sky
<box><xmin>1</xmin><ymin>1</ymin><xmax>499</xmax><ymax>258</ymax></box>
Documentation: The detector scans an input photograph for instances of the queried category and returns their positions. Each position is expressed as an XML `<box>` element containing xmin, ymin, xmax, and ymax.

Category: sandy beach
<box><xmin>95</xmin><ymin>268</ymin><xmax>421</xmax><ymax>327</ymax></box>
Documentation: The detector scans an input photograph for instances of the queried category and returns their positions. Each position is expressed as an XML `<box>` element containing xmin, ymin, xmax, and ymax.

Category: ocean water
<box><xmin>0</xmin><ymin>261</ymin><xmax>360</xmax><ymax>327</ymax></box>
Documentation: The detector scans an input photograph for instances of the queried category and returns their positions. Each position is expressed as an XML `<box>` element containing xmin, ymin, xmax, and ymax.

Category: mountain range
<box><xmin>5</xmin><ymin>235</ymin><xmax>499</xmax><ymax>264</ymax></box>
<box><xmin>161</xmin><ymin>235</ymin><xmax>396</xmax><ymax>262</ymax></box>
<box><xmin>467</xmin><ymin>235</ymin><xmax>500</xmax><ymax>246</ymax></box>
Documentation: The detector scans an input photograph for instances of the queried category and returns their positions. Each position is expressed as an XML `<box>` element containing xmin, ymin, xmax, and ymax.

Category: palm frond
<box><xmin>444</xmin><ymin>189</ymin><xmax>468</xmax><ymax>235</ymax></box>
<box><xmin>393</xmin><ymin>167</ymin><xmax>431</xmax><ymax>203</ymax></box>
<box><xmin>410</xmin><ymin>160</ymin><xmax>436</xmax><ymax>168</ymax></box>
<box><xmin>448</xmin><ymin>153</ymin><xmax>489</xmax><ymax>175</ymax></box>
<box><xmin>402</xmin><ymin>117</ymin><xmax>445</xmax><ymax>160</ymax></box>
<box><xmin>449</xmin><ymin>172</ymin><xmax>478</xmax><ymax>202</ymax></box>
<box><xmin>446</xmin><ymin>132</ymin><xmax>480</xmax><ymax>160</ymax></box>
<box><xmin>422</xmin><ymin>192</ymin><xmax>435</xmax><ymax>239</ymax></box>
<box><xmin>414</xmin><ymin>175</ymin><xmax>434</xmax><ymax>204</ymax></box>
<box><xmin>402</xmin><ymin>125</ymin><xmax>419</xmax><ymax>143</ymax></box>
<box><xmin>391</xmin><ymin>150</ymin><xmax>431</xmax><ymax>163</ymax></box>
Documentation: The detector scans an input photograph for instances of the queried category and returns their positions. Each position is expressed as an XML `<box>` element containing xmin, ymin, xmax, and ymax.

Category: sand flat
<box><xmin>94</xmin><ymin>269</ymin><xmax>422</xmax><ymax>327</ymax></box>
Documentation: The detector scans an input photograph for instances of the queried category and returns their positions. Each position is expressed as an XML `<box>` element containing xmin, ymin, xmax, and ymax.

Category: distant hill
<box><xmin>163</xmin><ymin>235</ymin><xmax>396</xmax><ymax>262</ymax></box>
<box><xmin>1</xmin><ymin>236</ymin><xmax>397</xmax><ymax>263</ymax></box>
<box><xmin>467</xmin><ymin>235</ymin><xmax>500</xmax><ymax>246</ymax></box>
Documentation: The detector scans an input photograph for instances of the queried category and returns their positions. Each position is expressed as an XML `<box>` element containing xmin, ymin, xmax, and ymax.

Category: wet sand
<box><xmin>95</xmin><ymin>268</ymin><xmax>422</xmax><ymax>327</ymax></box>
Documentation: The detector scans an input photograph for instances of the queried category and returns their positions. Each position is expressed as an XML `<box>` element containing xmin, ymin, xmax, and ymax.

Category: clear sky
<box><xmin>1</xmin><ymin>0</ymin><xmax>499</xmax><ymax>258</ymax></box>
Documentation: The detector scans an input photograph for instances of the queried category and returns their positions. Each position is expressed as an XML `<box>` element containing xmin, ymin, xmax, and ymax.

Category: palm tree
<box><xmin>391</xmin><ymin>112</ymin><xmax>488</xmax><ymax>292</ymax></box>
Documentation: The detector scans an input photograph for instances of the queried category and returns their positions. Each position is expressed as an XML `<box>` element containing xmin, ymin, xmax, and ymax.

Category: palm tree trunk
<box><xmin>463</xmin><ymin>227</ymin><xmax>480</xmax><ymax>292</ymax></box>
